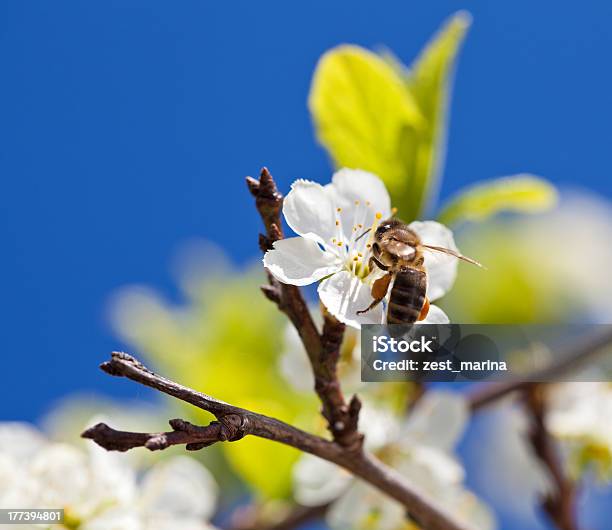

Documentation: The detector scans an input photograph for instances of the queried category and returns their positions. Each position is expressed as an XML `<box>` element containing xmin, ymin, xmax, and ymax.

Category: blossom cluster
<box><xmin>0</xmin><ymin>422</ymin><xmax>218</xmax><ymax>530</ymax></box>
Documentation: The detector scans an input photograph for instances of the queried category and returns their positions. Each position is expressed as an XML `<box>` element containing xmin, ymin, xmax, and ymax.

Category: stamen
<box><xmin>335</xmin><ymin>220</ymin><xmax>340</xmax><ymax>226</ymax></box>
<box><xmin>336</xmin><ymin>207</ymin><xmax>342</xmax><ymax>212</ymax></box>
<box><xmin>375</xmin><ymin>212</ymin><xmax>382</xmax><ymax>220</ymax></box>
<box><xmin>354</xmin><ymin>200</ymin><xmax>360</xmax><ymax>205</ymax></box>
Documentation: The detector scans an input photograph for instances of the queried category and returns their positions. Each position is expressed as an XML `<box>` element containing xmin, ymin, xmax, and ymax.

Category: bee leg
<box><xmin>357</xmin><ymin>273</ymin><xmax>393</xmax><ymax>315</ymax></box>
<box><xmin>417</xmin><ymin>297</ymin><xmax>430</xmax><ymax>321</ymax></box>
<box><xmin>369</xmin><ymin>256</ymin><xmax>389</xmax><ymax>272</ymax></box>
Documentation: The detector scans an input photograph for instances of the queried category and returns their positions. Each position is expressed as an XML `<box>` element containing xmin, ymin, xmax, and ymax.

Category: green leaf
<box><xmin>437</xmin><ymin>174</ymin><xmax>558</xmax><ymax>226</ymax></box>
<box><xmin>309</xmin><ymin>12</ymin><xmax>470</xmax><ymax>220</ymax></box>
<box><xmin>398</xmin><ymin>11</ymin><xmax>471</xmax><ymax>218</ymax></box>
<box><xmin>309</xmin><ymin>44</ymin><xmax>424</xmax><ymax>195</ymax></box>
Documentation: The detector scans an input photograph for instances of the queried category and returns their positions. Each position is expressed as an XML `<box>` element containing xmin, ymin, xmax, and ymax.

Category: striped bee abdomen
<box><xmin>387</xmin><ymin>268</ymin><xmax>427</xmax><ymax>324</ymax></box>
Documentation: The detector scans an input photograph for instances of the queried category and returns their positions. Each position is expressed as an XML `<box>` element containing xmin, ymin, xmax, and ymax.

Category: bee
<box><xmin>356</xmin><ymin>218</ymin><xmax>482</xmax><ymax>324</ymax></box>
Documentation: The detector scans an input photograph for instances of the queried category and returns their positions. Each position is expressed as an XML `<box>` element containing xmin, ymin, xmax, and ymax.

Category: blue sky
<box><xmin>1</xmin><ymin>0</ymin><xmax>611</xmax><ymax>430</ymax></box>
<box><xmin>3</xmin><ymin>2</ymin><xmax>612</xmax><ymax>528</ymax></box>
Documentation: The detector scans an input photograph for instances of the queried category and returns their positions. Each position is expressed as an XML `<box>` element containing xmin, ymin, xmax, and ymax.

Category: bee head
<box><xmin>375</xmin><ymin>218</ymin><xmax>403</xmax><ymax>238</ymax></box>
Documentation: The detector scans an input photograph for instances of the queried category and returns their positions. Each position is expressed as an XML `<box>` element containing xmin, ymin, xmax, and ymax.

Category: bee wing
<box><xmin>421</xmin><ymin>244</ymin><xmax>484</xmax><ymax>268</ymax></box>
<box><xmin>387</xmin><ymin>239</ymin><xmax>416</xmax><ymax>258</ymax></box>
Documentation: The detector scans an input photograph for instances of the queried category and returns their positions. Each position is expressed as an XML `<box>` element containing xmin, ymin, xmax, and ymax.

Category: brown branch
<box><xmin>82</xmin><ymin>419</ymin><xmax>222</xmax><ymax>451</ymax></box>
<box><xmin>523</xmin><ymin>385</ymin><xmax>579</xmax><ymax>530</ymax></box>
<box><xmin>83</xmin><ymin>352</ymin><xmax>473</xmax><ymax>530</ymax></box>
<box><xmin>468</xmin><ymin>327</ymin><xmax>612</xmax><ymax>411</ymax></box>
<box><xmin>247</xmin><ymin>167</ymin><xmax>362</xmax><ymax>450</ymax></box>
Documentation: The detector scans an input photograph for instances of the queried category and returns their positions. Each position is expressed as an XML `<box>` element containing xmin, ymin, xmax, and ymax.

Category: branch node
<box><xmin>219</xmin><ymin>414</ymin><xmax>249</xmax><ymax>442</ymax></box>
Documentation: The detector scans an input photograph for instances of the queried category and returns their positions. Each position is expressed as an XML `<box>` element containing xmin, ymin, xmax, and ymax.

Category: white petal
<box><xmin>401</xmin><ymin>391</ymin><xmax>468</xmax><ymax>451</ymax></box>
<box><xmin>318</xmin><ymin>271</ymin><xmax>384</xmax><ymax>329</ymax></box>
<box><xmin>81</xmin><ymin>507</ymin><xmax>142</xmax><ymax>530</ymax></box>
<box><xmin>263</xmin><ymin>237</ymin><xmax>340</xmax><ymax>286</ymax></box>
<box><xmin>283</xmin><ymin>179</ymin><xmax>337</xmax><ymax>245</ymax></box>
<box><xmin>409</xmin><ymin>221</ymin><xmax>459</xmax><ymax>301</ymax></box>
<box><xmin>359</xmin><ymin>403</ymin><xmax>401</xmax><ymax>451</ymax></box>
<box><xmin>419</xmin><ymin>304</ymin><xmax>450</xmax><ymax>324</ymax></box>
<box><xmin>401</xmin><ymin>446</ymin><xmax>465</xmax><ymax>487</ymax></box>
<box><xmin>29</xmin><ymin>444</ymin><xmax>90</xmax><ymax>509</ymax></box>
<box><xmin>330</xmin><ymin>169</ymin><xmax>391</xmax><ymax>217</ymax></box>
<box><xmin>139</xmin><ymin>456</ymin><xmax>218</xmax><ymax>522</ymax></box>
<box><xmin>329</xmin><ymin>169</ymin><xmax>392</xmax><ymax>241</ymax></box>
<box><xmin>0</xmin><ymin>423</ymin><xmax>46</xmax><ymax>462</ymax></box>
<box><xmin>293</xmin><ymin>454</ymin><xmax>352</xmax><ymax>506</ymax></box>
<box><xmin>279</xmin><ymin>324</ymin><xmax>315</xmax><ymax>392</ymax></box>
<box><xmin>328</xmin><ymin>481</ymin><xmax>405</xmax><ymax>530</ymax></box>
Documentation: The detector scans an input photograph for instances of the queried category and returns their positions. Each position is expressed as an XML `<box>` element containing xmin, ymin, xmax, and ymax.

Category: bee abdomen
<box><xmin>387</xmin><ymin>269</ymin><xmax>427</xmax><ymax>324</ymax></box>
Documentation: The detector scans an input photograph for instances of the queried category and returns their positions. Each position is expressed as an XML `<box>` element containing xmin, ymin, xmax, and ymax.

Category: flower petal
<box><xmin>420</xmin><ymin>304</ymin><xmax>450</xmax><ymax>324</ymax></box>
<box><xmin>318</xmin><ymin>271</ymin><xmax>384</xmax><ymax>328</ymax></box>
<box><xmin>328</xmin><ymin>169</ymin><xmax>392</xmax><ymax>241</ymax></box>
<box><xmin>330</xmin><ymin>169</ymin><xmax>391</xmax><ymax>217</ymax></box>
<box><xmin>139</xmin><ymin>456</ymin><xmax>218</xmax><ymax>521</ymax></box>
<box><xmin>263</xmin><ymin>237</ymin><xmax>340</xmax><ymax>286</ymax></box>
<box><xmin>400</xmin><ymin>391</ymin><xmax>468</xmax><ymax>451</ymax></box>
<box><xmin>283</xmin><ymin>179</ymin><xmax>337</xmax><ymax>246</ymax></box>
<box><xmin>293</xmin><ymin>454</ymin><xmax>352</xmax><ymax>506</ymax></box>
<box><xmin>409</xmin><ymin>221</ymin><xmax>459</xmax><ymax>301</ymax></box>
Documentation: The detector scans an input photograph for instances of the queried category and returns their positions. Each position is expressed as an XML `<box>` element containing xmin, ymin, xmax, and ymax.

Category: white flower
<box><xmin>468</xmin><ymin>406</ymin><xmax>551</xmax><ymax>525</ymax></box>
<box><xmin>293</xmin><ymin>392</ymin><xmax>495</xmax><ymax>530</ymax></box>
<box><xmin>546</xmin><ymin>383</ymin><xmax>612</xmax><ymax>478</ymax></box>
<box><xmin>292</xmin><ymin>402</ymin><xmax>400</xmax><ymax>507</ymax></box>
<box><xmin>0</xmin><ymin>422</ymin><xmax>219</xmax><ymax>530</ymax></box>
<box><xmin>263</xmin><ymin>169</ymin><xmax>460</xmax><ymax>328</ymax></box>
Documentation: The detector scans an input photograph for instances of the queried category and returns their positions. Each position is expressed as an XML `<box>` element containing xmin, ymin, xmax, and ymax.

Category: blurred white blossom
<box><xmin>0</xmin><ymin>422</ymin><xmax>219</xmax><ymax>530</ymax></box>
<box><xmin>293</xmin><ymin>392</ymin><xmax>495</xmax><ymax>530</ymax></box>
<box><xmin>469</xmin><ymin>406</ymin><xmax>551</xmax><ymax>525</ymax></box>
<box><xmin>547</xmin><ymin>383</ymin><xmax>612</xmax><ymax>479</ymax></box>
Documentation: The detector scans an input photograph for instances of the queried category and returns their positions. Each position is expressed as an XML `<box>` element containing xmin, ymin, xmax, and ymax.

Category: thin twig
<box><xmin>468</xmin><ymin>327</ymin><xmax>612</xmax><ymax>411</ymax></box>
<box><xmin>523</xmin><ymin>384</ymin><xmax>579</xmax><ymax>530</ymax></box>
<box><xmin>247</xmin><ymin>168</ymin><xmax>362</xmax><ymax>449</ymax></box>
<box><xmin>83</xmin><ymin>352</ymin><xmax>472</xmax><ymax>530</ymax></box>
<box><xmin>83</xmin><ymin>419</ymin><xmax>222</xmax><ymax>452</ymax></box>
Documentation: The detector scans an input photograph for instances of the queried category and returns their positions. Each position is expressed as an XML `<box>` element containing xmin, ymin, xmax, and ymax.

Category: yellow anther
<box><xmin>375</xmin><ymin>212</ymin><xmax>382</xmax><ymax>220</ymax></box>
<box><xmin>353</xmin><ymin>256</ymin><xmax>359</xmax><ymax>261</ymax></box>
<box><xmin>354</xmin><ymin>200</ymin><xmax>360</xmax><ymax>205</ymax></box>
<box><xmin>391</xmin><ymin>207</ymin><xmax>398</xmax><ymax>215</ymax></box>
<box><xmin>336</xmin><ymin>207</ymin><xmax>342</xmax><ymax>212</ymax></box>
<box><xmin>358</xmin><ymin>252</ymin><xmax>363</xmax><ymax>257</ymax></box>
<box><xmin>335</xmin><ymin>220</ymin><xmax>340</xmax><ymax>226</ymax></box>
<box><xmin>337</xmin><ymin>241</ymin><xmax>343</xmax><ymax>247</ymax></box>
<box><xmin>366</xmin><ymin>243</ymin><xmax>372</xmax><ymax>248</ymax></box>
<box><xmin>358</xmin><ymin>224</ymin><xmax>363</xmax><ymax>228</ymax></box>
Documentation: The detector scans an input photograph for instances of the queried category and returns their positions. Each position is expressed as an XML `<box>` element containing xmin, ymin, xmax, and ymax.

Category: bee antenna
<box><xmin>355</xmin><ymin>228</ymin><xmax>372</xmax><ymax>242</ymax></box>
<box><xmin>421</xmin><ymin>245</ymin><xmax>485</xmax><ymax>269</ymax></box>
